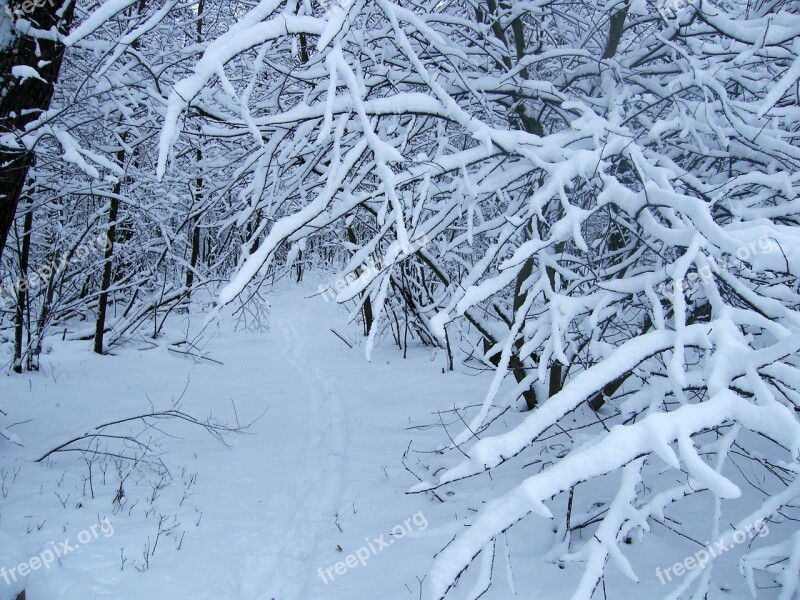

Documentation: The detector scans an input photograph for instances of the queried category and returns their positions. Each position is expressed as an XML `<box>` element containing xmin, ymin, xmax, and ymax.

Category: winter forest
<box><xmin>0</xmin><ymin>0</ymin><xmax>799</xmax><ymax>598</ymax></box>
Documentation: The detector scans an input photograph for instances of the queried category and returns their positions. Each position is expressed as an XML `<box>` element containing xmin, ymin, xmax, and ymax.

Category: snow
<box><xmin>4</xmin><ymin>0</ymin><xmax>800</xmax><ymax>598</ymax></box>
<box><xmin>63</xmin><ymin>0</ymin><xmax>138</xmax><ymax>47</ymax></box>
<box><xmin>4</xmin><ymin>277</ymin><xmax>795</xmax><ymax>599</ymax></box>
<box><xmin>0</xmin><ymin>280</ymin><xmax>484</xmax><ymax>599</ymax></box>
<box><xmin>157</xmin><ymin>12</ymin><xmax>327</xmax><ymax>180</ymax></box>
<box><xmin>0</xmin><ymin>529</ymin><xmax>26</xmax><ymax>600</ymax></box>
<box><xmin>426</xmin><ymin>390</ymin><xmax>800</xmax><ymax>599</ymax></box>
<box><xmin>218</xmin><ymin>138</ymin><xmax>368</xmax><ymax>305</ymax></box>
<box><xmin>10</xmin><ymin>65</ymin><xmax>46</xmax><ymax>83</ymax></box>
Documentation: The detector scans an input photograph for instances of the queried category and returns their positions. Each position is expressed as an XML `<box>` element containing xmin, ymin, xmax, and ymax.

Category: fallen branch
<box><xmin>36</xmin><ymin>400</ymin><xmax>263</xmax><ymax>463</ymax></box>
<box><xmin>330</xmin><ymin>328</ymin><xmax>353</xmax><ymax>349</ymax></box>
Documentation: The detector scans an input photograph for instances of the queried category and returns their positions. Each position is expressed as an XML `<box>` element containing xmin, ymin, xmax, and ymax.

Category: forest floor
<box><xmin>0</xmin><ymin>276</ymin><xmax>493</xmax><ymax>599</ymax></box>
<box><xmin>0</xmin><ymin>276</ymin><xmax>770</xmax><ymax>599</ymax></box>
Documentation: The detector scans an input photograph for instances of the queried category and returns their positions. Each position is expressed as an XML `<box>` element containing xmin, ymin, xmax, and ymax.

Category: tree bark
<box><xmin>485</xmin><ymin>0</ymin><xmax>541</xmax><ymax>409</ymax></box>
<box><xmin>13</xmin><ymin>197</ymin><xmax>32</xmax><ymax>372</ymax></box>
<box><xmin>93</xmin><ymin>196</ymin><xmax>119</xmax><ymax>354</ymax></box>
<box><xmin>347</xmin><ymin>226</ymin><xmax>373</xmax><ymax>335</ymax></box>
<box><xmin>186</xmin><ymin>148</ymin><xmax>201</xmax><ymax>294</ymax></box>
<box><xmin>0</xmin><ymin>0</ymin><xmax>75</xmax><ymax>262</ymax></box>
<box><xmin>602</xmin><ymin>2</ymin><xmax>630</xmax><ymax>60</ymax></box>
<box><xmin>93</xmin><ymin>148</ymin><xmax>124</xmax><ymax>354</ymax></box>
<box><xmin>185</xmin><ymin>0</ymin><xmax>203</xmax><ymax>296</ymax></box>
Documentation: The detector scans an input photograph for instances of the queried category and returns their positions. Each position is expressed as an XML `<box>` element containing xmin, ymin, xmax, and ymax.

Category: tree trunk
<box><xmin>13</xmin><ymin>198</ymin><xmax>33</xmax><ymax>373</ymax></box>
<box><xmin>347</xmin><ymin>226</ymin><xmax>373</xmax><ymax>335</ymax></box>
<box><xmin>93</xmin><ymin>147</ymin><xmax>124</xmax><ymax>354</ymax></box>
<box><xmin>93</xmin><ymin>196</ymin><xmax>119</xmax><ymax>354</ymax></box>
<box><xmin>485</xmin><ymin>0</ymin><xmax>541</xmax><ymax>409</ymax></box>
<box><xmin>186</xmin><ymin>149</ymin><xmax>201</xmax><ymax>294</ymax></box>
<box><xmin>602</xmin><ymin>2</ymin><xmax>630</xmax><ymax>60</ymax></box>
<box><xmin>0</xmin><ymin>0</ymin><xmax>75</xmax><ymax>262</ymax></box>
<box><xmin>185</xmin><ymin>0</ymin><xmax>203</xmax><ymax>297</ymax></box>
<box><xmin>186</xmin><ymin>222</ymin><xmax>200</xmax><ymax>292</ymax></box>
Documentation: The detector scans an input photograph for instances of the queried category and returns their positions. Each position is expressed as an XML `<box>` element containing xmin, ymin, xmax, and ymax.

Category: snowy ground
<box><xmin>0</xmin><ymin>277</ymin><xmax>486</xmax><ymax>599</ymax></box>
<box><xmin>0</xmin><ymin>276</ymin><xmax>785</xmax><ymax>599</ymax></box>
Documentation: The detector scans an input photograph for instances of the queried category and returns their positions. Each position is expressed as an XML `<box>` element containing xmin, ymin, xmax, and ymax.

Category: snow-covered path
<box><xmin>237</xmin><ymin>293</ymin><xmax>348</xmax><ymax>599</ymax></box>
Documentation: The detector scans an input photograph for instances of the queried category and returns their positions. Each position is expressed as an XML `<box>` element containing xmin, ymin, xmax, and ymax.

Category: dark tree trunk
<box><xmin>0</xmin><ymin>0</ymin><xmax>75</xmax><ymax>262</ymax></box>
<box><xmin>347</xmin><ymin>226</ymin><xmax>373</xmax><ymax>335</ymax></box>
<box><xmin>186</xmin><ymin>221</ymin><xmax>200</xmax><ymax>291</ymax></box>
<box><xmin>93</xmin><ymin>195</ymin><xmax>119</xmax><ymax>354</ymax></box>
<box><xmin>13</xmin><ymin>198</ymin><xmax>32</xmax><ymax>372</ymax></box>
<box><xmin>602</xmin><ymin>3</ymin><xmax>630</xmax><ymax>60</ymax></box>
<box><xmin>295</xmin><ymin>249</ymin><xmax>303</xmax><ymax>282</ymax></box>
<box><xmin>185</xmin><ymin>0</ymin><xmax>203</xmax><ymax>297</ymax></box>
<box><xmin>482</xmin><ymin>1</ymin><xmax>542</xmax><ymax>409</ymax></box>
<box><xmin>93</xmin><ymin>147</ymin><xmax>125</xmax><ymax>354</ymax></box>
<box><xmin>186</xmin><ymin>150</ymin><xmax>201</xmax><ymax>294</ymax></box>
